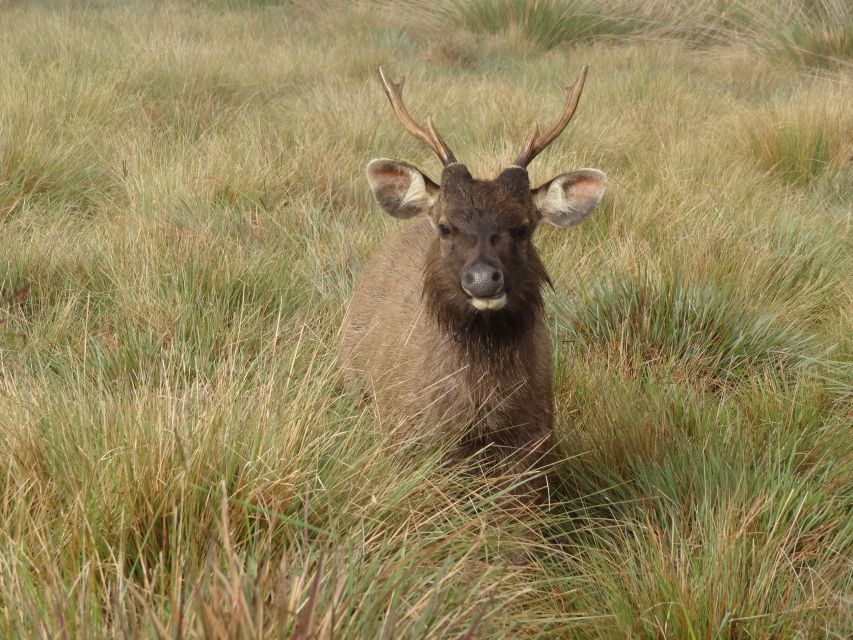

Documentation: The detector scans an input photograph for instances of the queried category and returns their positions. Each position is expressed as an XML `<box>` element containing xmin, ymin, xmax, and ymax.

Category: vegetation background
<box><xmin>0</xmin><ymin>0</ymin><xmax>850</xmax><ymax>637</ymax></box>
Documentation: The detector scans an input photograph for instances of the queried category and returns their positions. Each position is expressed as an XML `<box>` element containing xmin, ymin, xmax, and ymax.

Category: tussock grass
<box><xmin>386</xmin><ymin>0</ymin><xmax>853</xmax><ymax>68</ymax></box>
<box><xmin>560</xmin><ymin>273</ymin><xmax>820</xmax><ymax>386</ymax></box>
<box><xmin>737</xmin><ymin>90</ymin><xmax>853</xmax><ymax>187</ymax></box>
<box><xmin>0</xmin><ymin>1</ymin><xmax>851</xmax><ymax>637</ymax></box>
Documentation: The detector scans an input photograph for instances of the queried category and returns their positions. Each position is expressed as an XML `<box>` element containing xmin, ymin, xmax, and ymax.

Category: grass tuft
<box><xmin>560</xmin><ymin>274</ymin><xmax>818</xmax><ymax>387</ymax></box>
<box><xmin>738</xmin><ymin>92</ymin><xmax>853</xmax><ymax>186</ymax></box>
<box><xmin>444</xmin><ymin>0</ymin><xmax>644</xmax><ymax>49</ymax></box>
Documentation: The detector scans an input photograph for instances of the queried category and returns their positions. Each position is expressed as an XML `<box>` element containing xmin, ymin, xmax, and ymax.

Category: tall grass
<box><xmin>0</xmin><ymin>1</ymin><xmax>851</xmax><ymax>637</ymax></box>
<box><xmin>736</xmin><ymin>93</ymin><xmax>853</xmax><ymax>187</ymax></box>
<box><xmin>386</xmin><ymin>0</ymin><xmax>853</xmax><ymax>67</ymax></box>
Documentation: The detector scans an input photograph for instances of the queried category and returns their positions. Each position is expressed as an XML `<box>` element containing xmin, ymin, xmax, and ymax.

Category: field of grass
<box><xmin>0</xmin><ymin>0</ymin><xmax>851</xmax><ymax>637</ymax></box>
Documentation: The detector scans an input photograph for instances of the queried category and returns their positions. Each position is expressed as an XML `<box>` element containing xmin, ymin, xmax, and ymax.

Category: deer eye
<box><xmin>438</xmin><ymin>223</ymin><xmax>453</xmax><ymax>237</ymax></box>
<box><xmin>510</xmin><ymin>225</ymin><xmax>529</xmax><ymax>240</ymax></box>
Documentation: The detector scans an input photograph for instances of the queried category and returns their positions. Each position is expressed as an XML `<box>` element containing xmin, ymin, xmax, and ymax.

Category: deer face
<box><xmin>432</xmin><ymin>166</ymin><xmax>534</xmax><ymax>311</ymax></box>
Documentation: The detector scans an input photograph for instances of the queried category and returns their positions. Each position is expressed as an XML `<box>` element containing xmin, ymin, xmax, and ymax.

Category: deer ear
<box><xmin>533</xmin><ymin>169</ymin><xmax>607</xmax><ymax>227</ymax></box>
<box><xmin>366</xmin><ymin>159</ymin><xmax>439</xmax><ymax>219</ymax></box>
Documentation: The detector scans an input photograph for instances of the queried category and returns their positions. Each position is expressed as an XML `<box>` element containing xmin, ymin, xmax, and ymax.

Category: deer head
<box><xmin>365</xmin><ymin>66</ymin><xmax>607</xmax><ymax>343</ymax></box>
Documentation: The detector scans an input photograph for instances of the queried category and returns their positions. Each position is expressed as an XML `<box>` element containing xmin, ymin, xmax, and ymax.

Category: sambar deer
<box><xmin>339</xmin><ymin>66</ymin><xmax>607</xmax><ymax>504</ymax></box>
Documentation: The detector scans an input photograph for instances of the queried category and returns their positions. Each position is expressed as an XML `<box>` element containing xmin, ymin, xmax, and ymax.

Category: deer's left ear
<box><xmin>533</xmin><ymin>169</ymin><xmax>607</xmax><ymax>227</ymax></box>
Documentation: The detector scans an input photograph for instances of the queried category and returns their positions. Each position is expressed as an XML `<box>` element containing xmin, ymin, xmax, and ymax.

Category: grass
<box><xmin>0</xmin><ymin>0</ymin><xmax>851</xmax><ymax>638</ymax></box>
<box><xmin>389</xmin><ymin>0</ymin><xmax>853</xmax><ymax>65</ymax></box>
<box><xmin>737</xmin><ymin>93</ymin><xmax>853</xmax><ymax>187</ymax></box>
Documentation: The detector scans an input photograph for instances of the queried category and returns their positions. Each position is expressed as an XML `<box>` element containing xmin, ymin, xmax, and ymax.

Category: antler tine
<box><xmin>377</xmin><ymin>67</ymin><xmax>456</xmax><ymax>165</ymax></box>
<box><xmin>513</xmin><ymin>64</ymin><xmax>588</xmax><ymax>168</ymax></box>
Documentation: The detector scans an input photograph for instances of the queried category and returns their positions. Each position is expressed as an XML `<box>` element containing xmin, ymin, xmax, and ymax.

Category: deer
<box><xmin>339</xmin><ymin>65</ymin><xmax>607</xmax><ymax>507</ymax></box>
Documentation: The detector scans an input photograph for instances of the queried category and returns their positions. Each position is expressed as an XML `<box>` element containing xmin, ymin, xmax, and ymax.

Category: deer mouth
<box><xmin>469</xmin><ymin>293</ymin><xmax>507</xmax><ymax>311</ymax></box>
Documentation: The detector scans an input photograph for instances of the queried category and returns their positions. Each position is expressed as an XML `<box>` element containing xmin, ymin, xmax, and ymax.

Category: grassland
<box><xmin>0</xmin><ymin>0</ymin><xmax>851</xmax><ymax>637</ymax></box>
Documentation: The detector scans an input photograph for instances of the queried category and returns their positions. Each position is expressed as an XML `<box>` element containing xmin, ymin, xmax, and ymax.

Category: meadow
<box><xmin>0</xmin><ymin>0</ymin><xmax>851</xmax><ymax>637</ymax></box>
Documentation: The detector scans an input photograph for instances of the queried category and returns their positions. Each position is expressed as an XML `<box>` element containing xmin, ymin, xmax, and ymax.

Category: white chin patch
<box><xmin>470</xmin><ymin>294</ymin><xmax>507</xmax><ymax>311</ymax></box>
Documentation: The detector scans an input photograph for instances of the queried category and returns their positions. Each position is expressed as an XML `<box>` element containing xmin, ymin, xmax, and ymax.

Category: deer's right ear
<box><xmin>366</xmin><ymin>159</ymin><xmax>439</xmax><ymax>219</ymax></box>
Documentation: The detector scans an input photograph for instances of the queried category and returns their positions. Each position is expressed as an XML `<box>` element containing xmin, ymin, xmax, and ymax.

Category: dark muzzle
<box><xmin>461</xmin><ymin>262</ymin><xmax>504</xmax><ymax>299</ymax></box>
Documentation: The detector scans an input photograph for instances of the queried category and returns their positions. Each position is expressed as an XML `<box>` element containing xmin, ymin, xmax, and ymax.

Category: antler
<box><xmin>377</xmin><ymin>67</ymin><xmax>457</xmax><ymax>166</ymax></box>
<box><xmin>513</xmin><ymin>65</ymin><xmax>588</xmax><ymax>168</ymax></box>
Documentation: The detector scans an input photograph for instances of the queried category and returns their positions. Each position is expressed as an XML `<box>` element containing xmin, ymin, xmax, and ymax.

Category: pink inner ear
<box><xmin>564</xmin><ymin>174</ymin><xmax>605</xmax><ymax>202</ymax></box>
<box><xmin>373</xmin><ymin>165</ymin><xmax>412</xmax><ymax>193</ymax></box>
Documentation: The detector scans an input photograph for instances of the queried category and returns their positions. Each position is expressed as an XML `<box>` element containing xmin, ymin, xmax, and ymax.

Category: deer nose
<box><xmin>461</xmin><ymin>263</ymin><xmax>504</xmax><ymax>299</ymax></box>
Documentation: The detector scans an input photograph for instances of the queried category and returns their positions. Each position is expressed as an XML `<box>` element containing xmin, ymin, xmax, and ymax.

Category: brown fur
<box><xmin>339</xmin><ymin>165</ymin><xmax>561</xmax><ymax>501</ymax></box>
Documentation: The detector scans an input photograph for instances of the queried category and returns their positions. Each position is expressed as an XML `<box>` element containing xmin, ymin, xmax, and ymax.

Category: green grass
<box><xmin>0</xmin><ymin>1</ymin><xmax>851</xmax><ymax>638</ymax></box>
<box><xmin>738</xmin><ymin>95</ymin><xmax>852</xmax><ymax>187</ymax></box>
<box><xmin>388</xmin><ymin>0</ymin><xmax>853</xmax><ymax>66</ymax></box>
